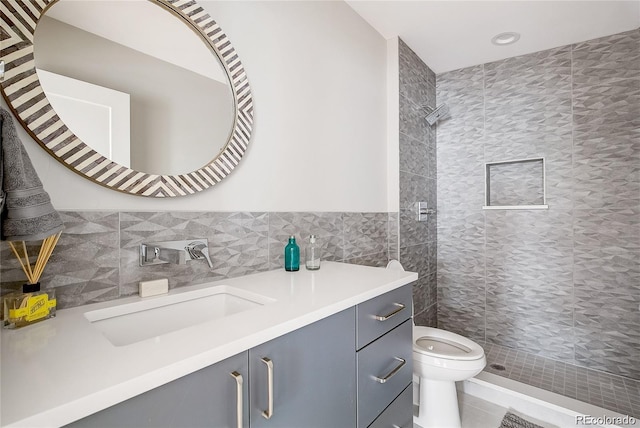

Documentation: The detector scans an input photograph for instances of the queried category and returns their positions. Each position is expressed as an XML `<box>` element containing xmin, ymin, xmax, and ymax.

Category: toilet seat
<box><xmin>413</xmin><ymin>326</ymin><xmax>484</xmax><ymax>361</ymax></box>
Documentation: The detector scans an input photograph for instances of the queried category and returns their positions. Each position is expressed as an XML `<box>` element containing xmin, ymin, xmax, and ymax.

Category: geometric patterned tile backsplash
<box><xmin>436</xmin><ymin>28</ymin><xmax>640</xmax><ymax>381</ymax></box>
<box><xmin>0</xmin><ymin>211</ymin><xmax>121</xmax><ymax>308</ymax></box>
<box><xmin>118</xmin><ymin>211</ymin><xmax>270</xmax><ymax>297</ymax></box>
<box><xmin>0</xmin><ymin>211</ymin><xmax>396</xmax><ymax>310</ymax></box>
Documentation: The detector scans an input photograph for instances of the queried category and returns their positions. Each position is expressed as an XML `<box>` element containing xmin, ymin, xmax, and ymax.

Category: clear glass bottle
<box><xmin>305</xmin><ymin>235</ymin><xmax>321</xmax><ymax>270</ymax></box>
<box><xmin>284</xmin><ymin>236</ymin><xmax>300</xmax><ymax>271</ymax></box>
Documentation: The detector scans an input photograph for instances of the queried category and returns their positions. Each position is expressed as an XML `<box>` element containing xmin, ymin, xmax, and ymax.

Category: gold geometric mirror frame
<box><xmin>0</xmin><ymin>0</ymin><xmax>253</xmax><ymax>197</ymax></box>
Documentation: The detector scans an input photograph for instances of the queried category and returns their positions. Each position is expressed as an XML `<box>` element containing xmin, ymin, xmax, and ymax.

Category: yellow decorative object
<box><xmin>3</xmin><ymin>289</ymin><xmax>56</xmax><ymax>329</ymax></box>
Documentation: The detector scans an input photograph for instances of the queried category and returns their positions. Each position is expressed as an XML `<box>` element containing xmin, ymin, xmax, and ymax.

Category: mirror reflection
<box><xmin>33</xmin><ymin>0</ymin><xmax>235</xmax><ymax>176</ymax></box>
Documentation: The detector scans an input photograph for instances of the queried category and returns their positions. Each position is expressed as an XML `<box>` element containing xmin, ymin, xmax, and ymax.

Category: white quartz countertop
<box><xmin>0</xmin><ymin>262</ymin><xmax>417</xmax><ymax>427</ymax></box>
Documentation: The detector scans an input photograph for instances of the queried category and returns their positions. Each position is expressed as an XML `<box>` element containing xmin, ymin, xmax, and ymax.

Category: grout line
<box><xmin>340</xmin><ymin>211</ymin><xmax>345</xmax><ymax>263</ymax></box>
<box><xmin>266</xmin><ymin>212</ymin><xmax>271</xmax><ymax>268</ymax></box>
<box><xmin>569</xmin><ymin>39</ymin><xmax>577</xmax><ymax>367</ymax></box>
<box><xmin>482</xmin><ymin>62</ymin><xmax>488</xmax><ymax>344</ymax></box>
<box><xmin>117</xmin><ymin>211</ymin><xmax>122</xmax><ymax>299</ymax></box>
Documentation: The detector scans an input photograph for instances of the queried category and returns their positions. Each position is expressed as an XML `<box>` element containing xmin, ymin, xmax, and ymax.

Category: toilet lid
<box><xmin>415</xmin><ymin>335</ymin><xmax>484</xmax><ymax>360</ymax></box>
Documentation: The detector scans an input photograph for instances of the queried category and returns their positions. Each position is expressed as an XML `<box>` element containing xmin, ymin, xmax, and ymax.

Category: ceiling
<box><xmin>346</xmin><ymin>1</ymin><xmax>640</xmax><ymax>74</ymax></box>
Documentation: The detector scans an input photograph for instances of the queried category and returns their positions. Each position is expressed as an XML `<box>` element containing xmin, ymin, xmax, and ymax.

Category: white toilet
<box><xmin>413</xmin><ymin>325</ymin><xmax>486</xmax><ymax>428</ymax></box>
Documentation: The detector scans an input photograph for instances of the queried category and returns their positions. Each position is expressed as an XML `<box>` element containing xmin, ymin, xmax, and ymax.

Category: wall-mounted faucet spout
<box><xmin>187</xmin><ymin>242</ymin><xmax>214</xmax><ymax>268</ymax></box>
<box><xmin>140</xmin><ymin>239</ymin><xmax>213</xmax><ymax>268</ymax></box>
<box><xmin>155</xmin><ymin>247</ymin><xmax>187</xmax><ymax>265</ymax></box>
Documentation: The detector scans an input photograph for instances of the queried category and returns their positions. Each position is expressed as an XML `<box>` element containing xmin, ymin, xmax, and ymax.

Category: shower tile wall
<box><xmin>398</xmin><ymin>39</ymin><xmax>437</xmax><ymax>326</ymax></box>
<box><xmin>436</xmin><ymin>64</ymin><xmax>487</xmax><ymax>342</ymax></box>
<box><xmin>0</xmin><ymin>211</ymin><xmax>392</xmax><ymax>310</ymax></box>
<box><xmin>436</xmin><ymin>29</ymin><xmax>640</xmax><ymax>380</ymax></box>
<box><xmin>571</xmin><ymin>31</ymin><xmax>640</xmax><ymax>380</ymax></box>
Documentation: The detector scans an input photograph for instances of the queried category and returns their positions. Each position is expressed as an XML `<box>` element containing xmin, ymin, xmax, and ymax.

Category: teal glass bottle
<box><xmin>284</xmin><ymin>236</ymin><xmax>300</xmax><ymax>271</ymax></box>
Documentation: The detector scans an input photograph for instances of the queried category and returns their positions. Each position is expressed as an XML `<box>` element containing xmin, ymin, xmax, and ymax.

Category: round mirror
<box><xmin>0</xmin><ymin>0</ymin><xmax>253</xmax><ymax>197</ymax></box>
<box><xmin>35</xmin><ymin>0</ymin><xmax>236</xmax><ymax>176</ymax></box>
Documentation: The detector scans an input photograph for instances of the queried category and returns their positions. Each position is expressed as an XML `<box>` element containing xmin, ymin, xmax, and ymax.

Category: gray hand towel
<box><xmin>0</xmin><ymin>107</ymin><xmax>63</xmax><ymax>241</ymax></box>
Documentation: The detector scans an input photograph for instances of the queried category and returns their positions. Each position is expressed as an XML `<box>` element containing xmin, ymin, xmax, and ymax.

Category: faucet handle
<box><xmin>187</xmin><ymin>241</ymin><xmax>214</xmax><ymax>269</ymax></box>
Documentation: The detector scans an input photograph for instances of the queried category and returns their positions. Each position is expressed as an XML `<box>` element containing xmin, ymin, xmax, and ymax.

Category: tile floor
<box><xmin>482</xmin><ymin>342</ymin><xmax>640</xmax><ymax>419</ymax></box>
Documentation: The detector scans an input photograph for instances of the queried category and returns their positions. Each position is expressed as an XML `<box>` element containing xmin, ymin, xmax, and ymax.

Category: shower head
<box><xmin>425</xmin><ymin>104</ymin><xmax>449</xmax><ymax>126</ymax></box>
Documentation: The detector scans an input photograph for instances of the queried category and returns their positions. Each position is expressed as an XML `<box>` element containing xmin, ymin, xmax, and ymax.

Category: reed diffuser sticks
<box><xmin>3</xmin><ymin>232</ymin><xmax>61</xmax><ymax>328</ymax></box>
<box><xmin>8</xmin><ymin>231</ymin><xmax>62</xmax><ymax>284</ymax></box>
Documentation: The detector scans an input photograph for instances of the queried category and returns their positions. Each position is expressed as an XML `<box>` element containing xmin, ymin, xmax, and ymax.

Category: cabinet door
<box><xmin>357</xmin><ymin>320</ymin><xmax>412</xmax><ymax>428</ymax></box>
<box><xmin>368</xmin><ymin>384</ymin><xmax>413</xmax><ymax>428</ymax></box>
<box><xmin>249</xmin><ymin>307</ymin><xmax>356</xmax><ymax>428</ymax></box>
<box><xmin>65</xmin><ymin>351</ymin><xmax>249</xmax><ymax>428</ymax></box>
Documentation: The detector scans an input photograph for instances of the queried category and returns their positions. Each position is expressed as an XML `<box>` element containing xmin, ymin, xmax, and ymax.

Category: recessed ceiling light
<box><xmin>491</xmin><ymin>32</ymin><xmax>520</xmax><ymax>46</ymax></box>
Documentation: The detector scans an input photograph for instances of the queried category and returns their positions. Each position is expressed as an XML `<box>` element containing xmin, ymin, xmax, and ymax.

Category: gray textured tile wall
<box><xmin>436</xmin><ymin>63</ymin><xmax>487</xmax><ymax>342</ymax></box>
<box><xmin>436</xmin><ymin>29</ymin><xmax>640</xmax><ymax>380</ymax></box>
<box><xmin>0</xmin><ymin>211</ymin><xmax>392</xmax><ymax>310</ymax></box>
<box><xmin>398</xmin><ymin>39</ymin><xmax>437</xmax><ymax>326</ymax></box>
<box><xmin>571</xmin><ymin>29</ymin><xmax>640</xmax><ymax>382</ymax></box>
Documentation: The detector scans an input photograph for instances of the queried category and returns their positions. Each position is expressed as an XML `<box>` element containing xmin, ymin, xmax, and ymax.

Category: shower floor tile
<box><xmin>482</xmin><ymin>342</ymin><xmax>640</xmax><ymax>419</ymax></box>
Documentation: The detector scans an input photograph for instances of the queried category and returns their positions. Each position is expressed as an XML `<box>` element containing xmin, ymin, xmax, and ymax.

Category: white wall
<box><xmin>2</xmin><ymin>1</ymin><xmax>389</xmax><ymax>212</ymax></box>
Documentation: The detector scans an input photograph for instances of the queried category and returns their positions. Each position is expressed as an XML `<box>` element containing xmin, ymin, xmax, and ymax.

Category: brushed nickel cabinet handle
<box><xmin>373</xmin><ymin>357</ymin><xmax>406</xmax><ymax>384</ymax></box>
<box><xmin>230</xmin><ymin>371</ymin><xmax>243</xmax><ymax>428</ymax></box>
<box><xmin>261</xmin><ymin>357</ymin><xmax>274</xmax><ymax>419</ymax></box>
<box><xmin>373</xmin><ymin>303</ymin><xmax>405</xmax><ymax>321</ymax></box>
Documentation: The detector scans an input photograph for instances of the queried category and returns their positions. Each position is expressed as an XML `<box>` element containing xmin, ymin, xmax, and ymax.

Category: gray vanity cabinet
<box><xmin>65</xmin><ymin>351</ymin><xmax>250</xmax><ymax>428</ymax></box>
<box><xmin>249</xmin><ymin>306</ymin><xmax>357</xmax><ymax>428</ymax></box>
<box><xmin>64</xmin><ymin>290</ymin><xmax>410</xmax><ymax>428</ymax></box>
<box><xmin>66</xmin><ymin>307</ymin><xmax>356</xmax><ymax>428</ymax></box>
<box><xmin>356</xmin><ymin>284</ymin><xmax>413</xmax><ymax>428</ymax></box>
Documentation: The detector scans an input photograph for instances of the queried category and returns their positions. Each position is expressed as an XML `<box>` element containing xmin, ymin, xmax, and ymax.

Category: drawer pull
<box><xmin>373</xmin><ymin>303</ymin><xmax>405</xmax><ymax>321</ymax></box>
<box><xmin>373</xmin><ymin>357</ymin><xmax>406</xmax><ymax>384</ymax></box>
<box><xmin>261</xmin><ymin>357</ymin><xmax>274</xmax><ymax>419</ymax></box>
<box><xmin>230</xmin><ymin>371</ymin><xmax>243</xmax><ymax>428</ymax></box>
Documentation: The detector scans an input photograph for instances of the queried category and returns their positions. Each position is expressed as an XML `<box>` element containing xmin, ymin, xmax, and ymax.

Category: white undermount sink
<box><xmin>84</xmin><ymin>285</ymin><xmax>275</xmax><ymax>346</ymax></box>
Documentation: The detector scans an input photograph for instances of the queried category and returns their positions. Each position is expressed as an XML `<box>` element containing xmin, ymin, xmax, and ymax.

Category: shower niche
<box><xmin>483</xmin><ymin>158</ymin><xmax>548</xmax><ymax>210</ymax></box>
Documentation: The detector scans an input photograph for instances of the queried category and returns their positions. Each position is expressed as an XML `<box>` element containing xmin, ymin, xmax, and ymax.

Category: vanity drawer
<box><xmin>357</xmin><ymin>319</ymin><xmax>412</xmax><ymax>428</ymax></box>
<box><xmin>368</xmin><ymin>384</ymin><xmax>413</xmax><ymax>428</ymax></box>
<box><xmin>356</xmin><ymin>284</ymin><xmax>412</xmax><ymax>350</ymax></box>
